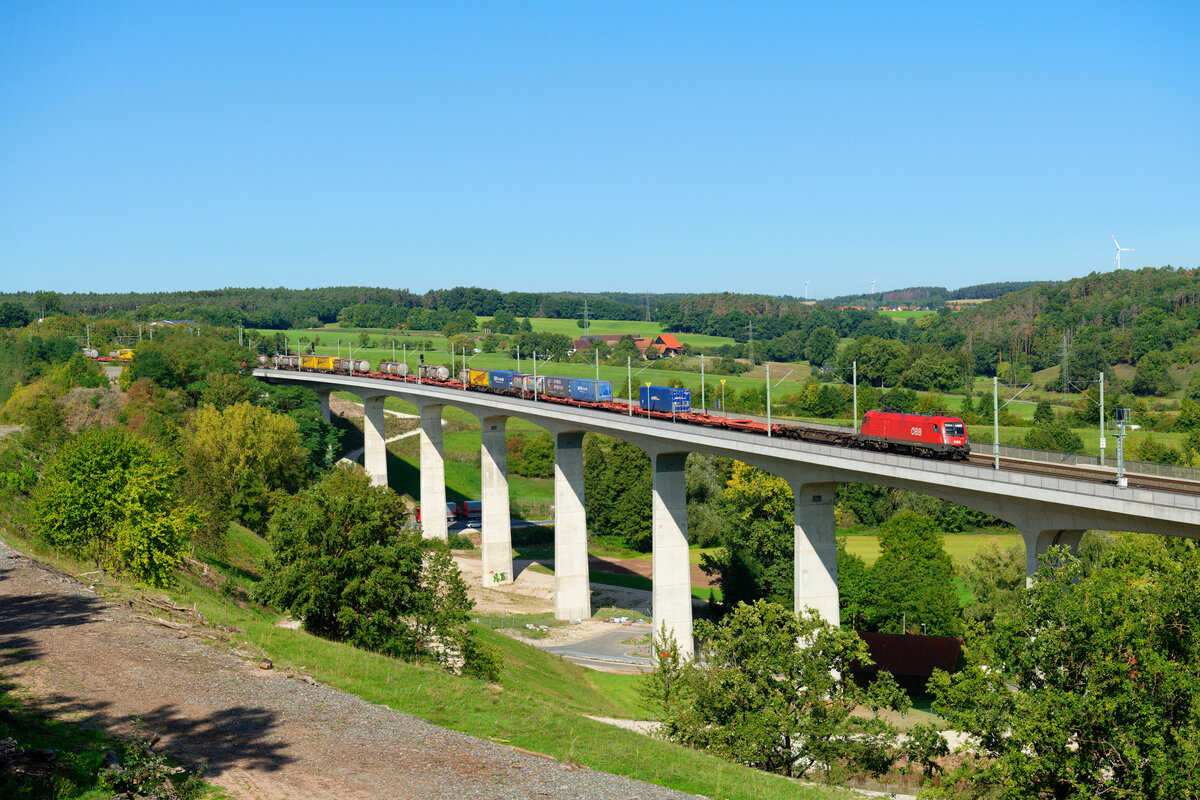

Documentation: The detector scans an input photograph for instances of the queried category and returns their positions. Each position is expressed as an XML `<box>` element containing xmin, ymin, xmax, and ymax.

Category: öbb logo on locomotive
<box><xmin>260</xmin><ymin>354</ymin><xmax>970</xmax><ymax>460</ymax></box>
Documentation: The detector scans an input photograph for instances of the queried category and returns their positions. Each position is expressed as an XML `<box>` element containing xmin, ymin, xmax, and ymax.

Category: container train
<box><xmin>258</xmin><ymin>355</ymin><xmax>970</xmax><ymax>460</ymax></box>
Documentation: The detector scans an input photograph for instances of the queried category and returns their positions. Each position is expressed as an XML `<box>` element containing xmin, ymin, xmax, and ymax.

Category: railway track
<box><xmin>965</xmin><ymin>452</ymin><xmax>1200</xmax><ymax>496</ymax></box>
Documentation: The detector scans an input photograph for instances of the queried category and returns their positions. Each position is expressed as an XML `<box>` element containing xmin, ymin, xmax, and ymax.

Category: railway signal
<box><xmin>1114</xmin><ymin>407</ymin><xmax>1139</xmax><ymax>488</ymax></box>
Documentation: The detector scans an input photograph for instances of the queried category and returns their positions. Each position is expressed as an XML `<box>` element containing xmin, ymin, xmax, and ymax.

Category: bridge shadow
<box><xmin>587</xmin><ymin>555</ymin><xmax>653</xmax><ymax>581</ymax></box>
<box><xmin>331</xmin><ymin>414</ymin><xmax>363</xmax><ymax>461</ymax></box>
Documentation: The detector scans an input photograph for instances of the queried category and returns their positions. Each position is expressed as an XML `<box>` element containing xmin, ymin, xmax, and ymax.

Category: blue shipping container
<box><xmin>488</xmin><ymin>370</ymin><xmax>520</xmax><ymax>390</ymax></box>
<box><xmin>544</xmin><ymin>376</ymin><xmax>572</xmax><ymax>399</ymax></box>
<box><xmin>570</xmin><ymin>378</ymin><xmax>613</xmax><ymax>403</ymax></box>
<box><xmin>639</xmin><ymin>386</ymin><xmax>691</xmax><ymax>413</ymax></box>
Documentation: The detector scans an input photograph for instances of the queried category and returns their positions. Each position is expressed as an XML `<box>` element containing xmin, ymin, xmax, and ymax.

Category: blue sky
<box><xmin>1</xmin><ymin>2</ymin><xmax>1197</xmax><ymax>298</ymax></box>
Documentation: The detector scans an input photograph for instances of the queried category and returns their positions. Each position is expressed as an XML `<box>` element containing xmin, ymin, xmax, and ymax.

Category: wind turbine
<box><xmin>1112</xmin><ymin>235</ymin><xmax>1134</xmax><ymax>269</ymax></box>
<box><xmin>869</xmin><ymin>278</ymin><xmax>878</xmax><ymax>296</ymax></box>
<box><xmin>804</xmin><ymin>280</ymin><xmax>811</xmax><ymax>301</ymax></box>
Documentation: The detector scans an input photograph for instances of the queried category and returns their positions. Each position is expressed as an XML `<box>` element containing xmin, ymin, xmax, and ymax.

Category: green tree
<box><xmin>256</xmin><ymin>384</ymin><xmax>343</xmax><ymax>475</ymax></box>
<box><xmin>899</xmin><ymin>353</ymin><xmax>961</xmax><ymax>392</ymax></box>
<box><xmin>639</xmin><ymin>623</ymin><xmax>689</xmax><ymax>731</ymax></box>
<box><xmin>866</xmin><ymin>511</ymin><xmax>960</xmax><ymax>635</ymax></box>
<box><xmin>128</xmin><ymin>349</ymin><xmax>174</xmax><ymax>387</ymax></box>
<box><xmin>0</xmin><ymin>301</ymin><xmax>33</xmax><ymax>328</ymax></box>
<box><xmin>0</xmin><ymin>381</ymin><xmax>67</xmax><ymax>443</ymax></box>
<box><xmin>1032</xmin><ymin>399</ymin><xmax>1054</xmax><ymax>425</ymax></box>
<box><xmin>609</xmin><ymin>335</ymin><xmax>641</xmax><ymax>362</ymax></box>
<box><xmin>182</xmin><ymin>402</ymin><xmax>308</xmax><ymax>532</ymax></box>
<box><xmin>879</xmin><ymin>387</ymin><xmax>918</xmax><ymax>412</ymax></box>
<box><xmin>448</xmin><ymin>334</ymin><xmax>476</xmax><ymax>357</ymax></box>
<box><xmin>254</xmin><ymin>468</ymin><xmax>499</xmax><ymax>679</ymax></box>
<box><xmin>1178</xmin><ymin>396</ymin><xmax>1200</xmax><ymax>432</ymax></box>
<box><xmin>506</xmin><ymin>432</ymin><xmax>554</xmax><ymax>478</ymax></box>
<box><xmin>489</xmin><ymin>309</ymin><xmax>518</xmax><ymax>335</ymax></box>
<box><xmin>1130</xmin><ymin>350</ymin><xmax>1177</xmax><ymax>396</ymax></box>
<box><xmin>685</xmin><ymin>452</ymin><xmax>728</xmax><ymax>548</ymax></box>
<box><xmin>836</xmin><ymin>538</ymin><xmax>872</xmax><ymax>629</ymax></box>
<box><xmin>842</xmin><ymin>336</ymin><xmax>907</xmax><ymax>387</ymax></box>
<box><xmin>1186</xmin><ymin>371</ymin><xmax>1200</xmax><ymax>401</ymax></box>
<box><xmin>583</xmin><ymin>435</ymin><xmax>652</xmax><ymax>550</ymax></box>
<box><xmin>929</xmin><ymin>538</ymin><xmax>1200</xmax><ymax>799</ymax></box>
<box><xmin>32</xmin><ymin>290</ymin><xmax>63</xmax><ymax>315</ymax></box>
<box><xmin>196</xmin><ymin>371</ymin><xmax>259</xmax><ymax>409</ymax></box>
<box><xmin>804</xmin><ymin>326</ymin><xmax>838</xmax><ymax>367</ymax></box>
<box><xmin>30</xmin><ymin>427</ymin><xmax>199</xmax><ymax>586</ymax></box>
<box><xmin>650</xmin><ymin>600</ymin><xmax>908</xmax><ymax>780</ymax></box>
<box><xmin>130</xmin><ymin>334</ymin><xmax>247</xmax><ymax>391</ymax></box>
<box><xmin>700</xmin><ymin>461</ymin><xmax>794</xmax><ymax>607</ymax></box>
<box><xmin>1068</xmin><ymin>338</ymin><xmax>1109</xmax><ymax>382</ymax></box>
<box><xmin>959</xmin><ymin>538</ymin><xmax>1024</xmax><ymax>627</ymax></box>
<box><xmin>1023</xmin><ymin>419</ymin><xmax>1084</xmax><ymax>453</ymax></box>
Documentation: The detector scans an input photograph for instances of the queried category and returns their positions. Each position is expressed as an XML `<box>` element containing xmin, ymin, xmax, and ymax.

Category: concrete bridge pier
<box><xmin>480</xmin><ymin>415</ymin><xmax>513</xmax><ymax>586</ymax></box>
<box><xmin>315</xmin><ymin>388</ymin><xmax>332</xmax><ymax>423</ymax></box>
<box><xmin>651</xmin><ymin>451</ymin><xmax>693</xmax><ymax>658</ymax></box>
<box><xmin>789</xmin><ymin>479</ymin><xmax>840</xmax><ymax>626</ymax></box>
<box><xmin>552</xmin><ymin>431</ymin><xmax>590</xmax><ymax>621</ymax></box>
<box><xmin>1021</xmin><ymin>527</ymin><xmax>1085</xmax><ymax>586</ymax></box>
<box><xmin>362</xmin><ymin>395</ymin><xmax>388</xmax><ymax>488</ymax></box>
<box><xmin>418</xmin><ymin>403</ymin><xmax>448</xmax><ymax>541</ymax></box>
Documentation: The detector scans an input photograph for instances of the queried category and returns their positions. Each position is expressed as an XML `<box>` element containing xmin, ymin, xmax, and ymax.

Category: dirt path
<box><xmin>0</xmin><ymin>538</ymin><xmax>702</xmax><ymax>800</ymax></box>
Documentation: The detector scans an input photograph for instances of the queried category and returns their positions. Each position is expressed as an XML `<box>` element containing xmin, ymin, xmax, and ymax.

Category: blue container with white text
<box><xmin>570</xmin><ymin>378</ymin><xmax>613</xmax><ymax>403</ymax></box>
<box><xmin>639</xmin><ymin>386</ymin><xmax>690</xmax><ymax>413</ymax></box>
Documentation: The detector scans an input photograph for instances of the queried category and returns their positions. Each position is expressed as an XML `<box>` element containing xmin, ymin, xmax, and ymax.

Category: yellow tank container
<box><xmin>299</xmin><ymin>355</ymin><xmax>336</xmax><ymax>371</ymax></box>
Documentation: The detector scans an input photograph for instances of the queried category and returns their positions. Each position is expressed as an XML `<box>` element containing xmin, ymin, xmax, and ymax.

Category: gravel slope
<box><xmin>0</xmin><ymin>537</ymin><xmax>705</xmax><ymax>800</ymax></box>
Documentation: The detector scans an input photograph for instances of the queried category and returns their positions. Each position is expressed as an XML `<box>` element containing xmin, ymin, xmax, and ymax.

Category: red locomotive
<box><xmin>858</xmin><ymin>410</ymin><xmax>970</xmax><ymax>459</ymax></box>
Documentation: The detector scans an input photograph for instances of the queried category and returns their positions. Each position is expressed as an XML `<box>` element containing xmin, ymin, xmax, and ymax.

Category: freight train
<box><xmin>259</xmin><ymin>355</ymin><xmax>970</xmax><ymax>460</ymax></box>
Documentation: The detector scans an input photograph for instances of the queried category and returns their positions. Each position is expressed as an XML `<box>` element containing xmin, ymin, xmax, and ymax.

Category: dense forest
<box><xmin>822</xmin><ymin>280</ymin><xmax>1047</xmax><ymax>308</ymax></box>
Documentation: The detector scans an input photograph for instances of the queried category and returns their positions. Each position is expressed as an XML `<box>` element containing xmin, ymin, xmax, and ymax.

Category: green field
<box><xmin>841</xmin><ymin>531</ymin><xmax>1022</xmax><ymax>568</ymax></box>
<box><xmin>878</xmin><ymin>310</ymin><xmax>936</xmax><ymax>320</ymax></box>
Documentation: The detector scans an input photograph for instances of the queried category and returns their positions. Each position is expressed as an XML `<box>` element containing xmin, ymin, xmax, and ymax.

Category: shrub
<box><xmin>30</xmin><ymin>427</ymin><xmax>199</xmax><ymax>587</ymax></box>
<box><xmin>254</xmin><ymin>468</ymin><xmax>500</xmax><ymax>680</ymax></box>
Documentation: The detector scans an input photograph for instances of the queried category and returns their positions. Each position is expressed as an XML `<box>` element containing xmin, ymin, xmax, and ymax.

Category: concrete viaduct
<box><xmin>254</xmin><ymin>368</ymin><xmax>1200</xmax><ymax>657</ymax></box>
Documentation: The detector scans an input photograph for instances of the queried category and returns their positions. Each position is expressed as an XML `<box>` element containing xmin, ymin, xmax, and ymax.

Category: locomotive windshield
<box><xmin>946</xmin><ymin>422</ymin><xmax>965</xmax><ymax>437</ymax></box>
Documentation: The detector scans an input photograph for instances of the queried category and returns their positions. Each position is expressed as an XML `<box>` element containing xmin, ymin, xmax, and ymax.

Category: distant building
<box><xmin>573</xmin><ymin>332</ymin><xmax>686</xmax><ymax>358</ymax></box>
<box><xmin>651</xmin><ymin>334</ymin><xmax>685</xmax><ymax>357</ymax></box>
